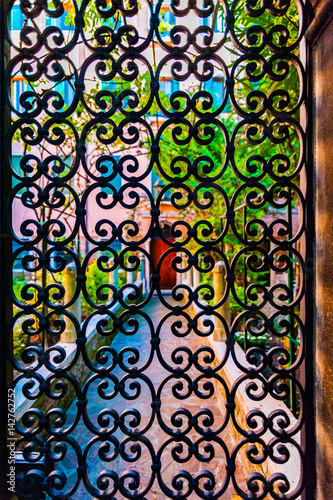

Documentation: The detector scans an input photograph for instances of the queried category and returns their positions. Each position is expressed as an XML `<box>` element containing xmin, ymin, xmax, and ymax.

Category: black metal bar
<box><xmin>243</xmin><ymin>204</ymin><xmax>248</xmax><ymax>352</ymax></box>
<box><xmin>304</xmin><ymin>26</ymin><xmax>317</xmax><ymax>500</ymax></box>
<box><xmin>42</xmin><ymin>207</ymin><xmax>46</xmax><ymax>351</ymax></box>
<box><xmin>287</xmin><ymin>187</ymin><xmax>296</xmax><ymax>414</ymax></box>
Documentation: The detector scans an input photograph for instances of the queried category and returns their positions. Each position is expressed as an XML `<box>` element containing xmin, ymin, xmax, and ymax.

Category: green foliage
<box><xmin>12</xmin><ymin>274</ymin><xmax>29</xmax><ymax>357</ymax></box>
<box><xmin>81</xmin><ymin>259</ymin><xmax>111</xmax><ymax>318</ymax></box>
<box><xmin>13</xmin><ymin>273</ymin><xmax>27</xmax><ymax>302</ymax></box>
<box><xmin>13</xmin><ymin>324</ymin><xmax>28</xmax><ymax>358</ymax></box>
<box><xmin>11</xmin><ymin>1</ymin><xmax>301</xmax><ymax>329</ymax></box>
<box><xmin>147</xmin><ymin>1</ymin><xmax>301</xmax><ymax>320</ymax></box>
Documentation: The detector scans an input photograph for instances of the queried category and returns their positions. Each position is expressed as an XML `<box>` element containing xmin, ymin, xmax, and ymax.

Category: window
<box><xmin>53</xmin><ymin>80</ymin><xmax>75</xmax><ymax>107</ymax></box>
<box><xmin>45</xmin><ymin>14</ymin><xmax>71</xmax><ymax>31</ymax></box>
<box><xmin>12</xmin><ymin>79</ymin><xmax>30</xmax><ymax>113</ymax></box>
<box><xmin>99</xmin><ymin>156</ymin><xmax>122</xmax><ymax>195</ymax></box>
<box><xmin>12</xmin><ymin>155</ymin><xmax>23</xmax><ymax>188</ymax></box>
<box><xmin>12</xmin><ymin>241</ymin><xmax>35</xmax><ymax>273</ymax></box>
<box><xmin>101</xmin><ymin>80</ymin><xmax>130</xmax><ymax>95</ymax></box>
<box><xmin>10</xmin><ymin>4</ymin><xmax>25</xmax><ymax>31</ymax></box>
<box><xmin>201</xmin><ymin>77</ymin><xmax>232</xmax><ymax>112</ymax></box>
<box><xmin>201</xmin><ymin>12</ymin><xmax>224</xmax><ymax>33</ymax></box>
<box><xmin>99</xmin><ymin>240</ymin><xmax>122</xmax><ymax>252</ymax></box>
<box><xmin>100</xmin><ymin>15</ymin><xmax>122</xmax><ymax>31</ymax></box>
<box><xmin>203</xmin><ymin>78</ymin><xmax>224</xmax><ymax>108</ymax></box>
<box><xmin>160</xmin><ymin>7</ymin><xmax>176</xmax><ymax>37</ymax></box>
<box><xmin>12</xmin><ymin>78</ymin><xmax>74</xmax><ymax>113</ymax></box>
<box><xmin>160</xmin><ymin>79</ymin><xmax>179</xmax><ymax>95</ymax></box>
<box><xmin>157</xmin><ymin>78</ymin><xmax>180</xmax><ymax>116</ymax></box>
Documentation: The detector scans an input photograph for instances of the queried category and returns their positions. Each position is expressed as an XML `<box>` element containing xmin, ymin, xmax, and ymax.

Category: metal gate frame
<box><xmin>0</xmin><ymin>0</ymin><xmax>317</xmax><ymax>497</ymax></box>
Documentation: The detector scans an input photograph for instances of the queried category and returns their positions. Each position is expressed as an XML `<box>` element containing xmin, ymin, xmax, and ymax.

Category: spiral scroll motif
<box><xmin>6</xmin><ymin>0</ymin><xmax>308</xmax><ymax>497</ymax></box>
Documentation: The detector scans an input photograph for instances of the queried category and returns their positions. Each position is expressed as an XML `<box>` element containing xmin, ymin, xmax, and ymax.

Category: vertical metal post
<box><xmin>42</xmin><ymin>206</ymin><xmax>46</xmax><ymax>351</ymax></box>
<box><xmin>288</xmin><ymin>188</ymin><xmax>296</xmax><ymax>414</ymax></box>
<box><xmin>303</xmin><ymin>32</ymin><xmax>316</xmax><ymax>500</ymax></box>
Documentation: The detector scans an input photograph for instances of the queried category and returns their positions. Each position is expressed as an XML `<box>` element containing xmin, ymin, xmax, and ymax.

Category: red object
<box><xmin>150</xmin><ymin>236</ymin><xmax>177</xmax><ymax>289</ymax></box>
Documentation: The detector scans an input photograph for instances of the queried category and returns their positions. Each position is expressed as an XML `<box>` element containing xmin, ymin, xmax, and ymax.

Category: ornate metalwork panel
<box><xmin>1</xmin><ymin>0</ymin><xmax>312</xmax><ymax>497</ymax></box>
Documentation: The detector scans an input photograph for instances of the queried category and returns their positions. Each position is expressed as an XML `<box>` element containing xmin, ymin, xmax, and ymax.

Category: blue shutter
<box><xmin>102</xmin><ymin>80</ymin><xmax>128</xmax><ymax>94</ymax></box>
<box><xmin>53</xmin><ymin>80</ymin><xmax>74</xmax><ymax>107</ymax></box>
<box><xmin>212</xmin><ymin>79</ymin><xmax>223</xmax><ymax>107</ymax></box>
<box><xmin>167</xmin><ymin>10</ymin><xmax>175</xmax><ymax>26</ymax></box>
<box><xmin>162</xmin><ymin>80</ymin><xmax>171</xmax><ymax>95</ymax></box>
<box><xmin>10</xmin><ymin>5</ymin><xmax>25</xmax><ymax>31</ymax></box>
<box><xmin>161</xmin><ymin>8</ymin><xmax>176</xmax><ymax>37</ymax></box>
<box><xmin>201</xmin><ymin>13</ymin><xmax>223</xmax><ymax>33</ymax></box>
<box><xmin>203</xmin><ymin>79</ymin><xmax>213</xmax><ymax>96</ymax></box>
<box><xmin>12</xmin><ymin>80</ymin><xmax>29</xmax><ymax>113</ymax></box>
<box><xmin>100</xmin><ymin>158</ymin><xmax>122</xmax><ymax>194</ymax></box>
<box><xmin>215</xmin><ymin>14</ymin><xmax>223</xmax><ymax>32</ymax></box>
<box><xmin>45</xmin><ymin>14</ymin><xmax>70</xmax><ymax>31</ymax></box>
<box><xmin>203</xmin><ymin>79</ymin><xmax>224</xmax><ymax>109</ymax></box>
<box><xmin>65</xmin><ymin>80</ymin><xmax>75</xmax><ymax>105</ymax></box>
<box><xmin>171</xmin><ymin>80</ymin><xmax>179</xmax><ymax>94</ymax></box>
<box><xmin>12</xmin><ymin>155</ymin><xmax>22</xmax><ymax>188</ymax></box>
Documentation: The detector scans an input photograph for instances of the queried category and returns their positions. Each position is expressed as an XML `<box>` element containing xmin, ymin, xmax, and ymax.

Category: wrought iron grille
<box><xmin>1</xmin><ymin>0</ymin><xmax>312</xmax><ymax>497</ymax></box>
